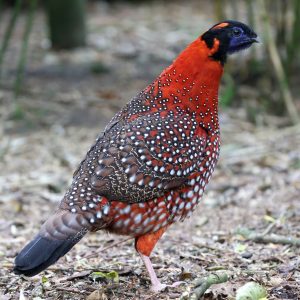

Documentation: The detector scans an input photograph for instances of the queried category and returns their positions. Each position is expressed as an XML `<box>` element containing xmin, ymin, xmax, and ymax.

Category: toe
<box><xmin>151</xmin><ymin>283</ymin><xmax>167</xmax><ymax>292</ymax></box>
<box><xmin>170</xmin><ymin>280</ymin><xmax>186</xmax><ymax>287</ymax></box>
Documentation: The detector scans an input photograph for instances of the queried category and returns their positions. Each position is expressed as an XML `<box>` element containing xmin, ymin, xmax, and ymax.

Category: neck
<box><xmin>144</xmin><ymin>38</ymin><xmax>224</xmax><ymax>131</ymax></box>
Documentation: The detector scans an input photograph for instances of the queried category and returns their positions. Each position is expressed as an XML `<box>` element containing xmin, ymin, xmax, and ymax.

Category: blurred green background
<box><xmin>0</xmin><ymin>0</ymin><xmax>300</xmax><ymax>130</ymax></box>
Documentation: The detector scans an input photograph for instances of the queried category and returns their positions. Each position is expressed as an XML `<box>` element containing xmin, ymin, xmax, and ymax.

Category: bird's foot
<box><xmin>151</xmin><ymin>281</ymin><xmax>186</xmax><ymax>292</ymax></box>
<box><xmin>151</xmin><ymin>282</ymin><xmax>167</xmax><ymax>292</ymax></box>
<box><xmin>139</xmin><ymin>253</ymin><xmax>186</xmax><ymax>292</ymax></box>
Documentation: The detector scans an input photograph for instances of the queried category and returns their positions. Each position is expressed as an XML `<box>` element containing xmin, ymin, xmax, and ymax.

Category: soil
<box><xmin>0</xmin><ymin>1</ymin><xmax>299</xmax><ymax>299</ymax></box>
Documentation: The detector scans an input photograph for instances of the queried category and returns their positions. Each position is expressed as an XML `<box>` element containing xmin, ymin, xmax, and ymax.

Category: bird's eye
<box><xmin>232</xmin><ymin>28</ymin><xmax>242</xmax><ymax>37</ymax></box>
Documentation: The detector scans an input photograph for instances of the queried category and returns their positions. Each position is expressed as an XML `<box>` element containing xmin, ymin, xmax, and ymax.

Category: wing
<box><xmin>69</xmin><ymin>111</ymin><xmax>208</xmax><ymax>204</ymax></box>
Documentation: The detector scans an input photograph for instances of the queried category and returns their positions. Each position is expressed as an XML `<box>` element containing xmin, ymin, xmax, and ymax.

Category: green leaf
<box><xmin>234</xmin><ymin>243</ymin><xmax>247</xmax><ymax>253</ymax></box>
<box><xmin>41</xmin><ymin>275</ymin><xmax>48</xmax><ymax>284</ymax></box>
<box><xmin>236</xmin><ymin>282</ymin><xmax>267</xmax><ymax>300</ymax></box>
<box><xmin>90</xmin><ymin>271</ymin><xmax>119</xmax><ymax>283</ymax></box>
<box><xmin>10</xmin><ymin>104</ymin><xmax>25</xmax><ymax>121</ymax></box>
<box><xmin>264</xmin><ymin>215</ymin><xmax>275</xmax><ymax>223</ymax></box>
<box><xmin>220</xmin><ymin>73</ymin><xmax>236</xmax><ymax>108</ymax></box>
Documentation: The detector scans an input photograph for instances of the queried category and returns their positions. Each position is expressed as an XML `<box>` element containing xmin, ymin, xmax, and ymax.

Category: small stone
<box><xmin>241</xmin><ymin>251</ymin><xmax>253</xmax><ymax>259</ymax></box>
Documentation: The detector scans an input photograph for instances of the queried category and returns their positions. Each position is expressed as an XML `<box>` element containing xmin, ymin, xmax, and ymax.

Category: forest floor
<box><xmin>0</xmin><ymin>1</ymin><xmax>300</xmax><ymax>299</ymax></box>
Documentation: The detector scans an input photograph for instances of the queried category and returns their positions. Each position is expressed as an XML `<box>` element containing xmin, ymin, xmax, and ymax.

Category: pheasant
<box><xmin>14</xmin><ymin>20</ymin><xmax>258</xmax><ymax>291</ymax></box>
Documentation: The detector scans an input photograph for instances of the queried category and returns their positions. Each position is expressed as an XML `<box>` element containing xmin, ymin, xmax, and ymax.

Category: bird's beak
<box><xmin>252</xmin><ymin>36</ymin><xmax>260</xmax><ymax>43</ymax></box>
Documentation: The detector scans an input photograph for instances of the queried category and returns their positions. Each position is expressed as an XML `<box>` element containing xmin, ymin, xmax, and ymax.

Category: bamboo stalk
<box><xmin>275</xmin><ymin>0</ymin><xmax>288</xmax><ymax>46</ymax></box>
<box><xmin>246</xmin><ymin>0</ymin><xmax>255</xmax><ymax>28</ymax></box>
<box><xmin>0</xmin><ymin>0</ymin><xmax>3</xmax><ymax>20</ymax></box>
<box><xmin>259</xmin><ymin>0</ymin><xmax>299</xmax><ymax>124</ymax></box>
<box><xmin>230</xmin><ymin>0</ymin><xmax>238</xmax><ymax>20</ymax></box>
<box><xmin>0</xmin><ymin>0</ymin><xmax>22</xmax><ymax>77</ymax></box>
<box><xmin>44</xmin><ymin>0</ymin><xmax>86</xmax><ymax>49</ymax></box>
<box><xmin>286</xmin><ymin>0</ymin><xmax>300</xmax><ymax>72</ymax></box>
<box><xmin>214</xmin><ymin>0</ymin><xmax>225</xmax><ymax>21</ymax></box>
<box><xmin>14</xmin><ymin>0</ymin><xmax>37</xmax><ymax>98</ymax></box>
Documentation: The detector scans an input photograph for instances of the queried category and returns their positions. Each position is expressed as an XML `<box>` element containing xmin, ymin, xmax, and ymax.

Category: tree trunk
<box><xmin>44</xmin><ymin>0</ymin><xmax>86</xmax><ymax>49</ymax></box>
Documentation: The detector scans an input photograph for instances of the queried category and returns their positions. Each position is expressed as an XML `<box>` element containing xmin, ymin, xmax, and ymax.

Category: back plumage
<box><xmin>14</xmin><ymin>20</ymin><xmax>258</xmax><ymax>291</ymax></box>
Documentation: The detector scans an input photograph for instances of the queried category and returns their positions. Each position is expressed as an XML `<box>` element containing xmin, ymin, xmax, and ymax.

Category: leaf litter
<box><xmin>0</xmin><ymin>1</ymin><xmax>300</xmax><ymax>299</ymax></box>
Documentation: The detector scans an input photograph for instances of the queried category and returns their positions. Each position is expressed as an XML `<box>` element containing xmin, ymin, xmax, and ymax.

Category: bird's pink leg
<box><xmin>140</xmin><ymin>253</ymin><xmax>167</xmax><ymax>292</ymax></box>
<box><xmin>140</xmin><ymin>254</ymin><xmax>185</xmax><ymax>292</ymax></box>
<box><xmin>135</xmin><ymin>227</ymin><xmax>168</xmax><ymax>291</ymax></box>
<box><xmin>135</xmin><ymin>227</ymin><xmax>185</xmax><ymax>292</ymax></box>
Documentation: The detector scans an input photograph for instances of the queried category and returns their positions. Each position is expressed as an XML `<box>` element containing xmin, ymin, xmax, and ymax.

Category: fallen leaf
<box><xmin>264</xmin><ymin>215</ymin><xmax>275</xmax><ymax>223</ymax></box>
<box><xmin>90</xmin><ymin>271</ymin><xmax>119</xmax><ymax>283</ymax></box>
<box><xmin>234</xmin><ymin>243</ymin><xmax>248</xmax><ymax>253</ymax></box>
<box><xmin>236</xmin><ymin>282</ymin><xmax>267</xmax><ymax>300</ymax></box>
<box><xmin>86</xmin><ymin>290</ymin><xmax>108</xmax><ymax>300</ymax></box>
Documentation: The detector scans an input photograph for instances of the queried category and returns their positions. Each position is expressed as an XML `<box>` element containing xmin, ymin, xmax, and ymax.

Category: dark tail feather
<box><xmin>14</xmin><ymin>233</ymin><xmax>84</xmax><ymax>276</ymax></box>
<box><xmin>14</xmin><ymin>211</ymin><xmax>90</xmax><ymax>277</ymax></box>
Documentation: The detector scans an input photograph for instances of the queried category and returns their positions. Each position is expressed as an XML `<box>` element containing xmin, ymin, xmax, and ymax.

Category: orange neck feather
<box><xmin>143</xmin><ymin>37</ymin><xmax>224</xmax><ymax>130</ymax></box>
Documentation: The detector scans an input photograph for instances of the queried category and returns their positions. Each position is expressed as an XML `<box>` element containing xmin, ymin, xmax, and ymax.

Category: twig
<box><xmin>14</xmin><ymin>0</ymin><xmax>38</xmax><ymax>98</ymax></box>
<box><xmin>261</xmin><ymin>222</ymin><xmax>276</xmax><ymax>237</ymax></box>
<box><xmin>56</xmin><ymin>287</ymin><xmax>85</xmax><ymax>294</ymax></box>
<box><xmin>59</xmin><ymin>270</ymin><xmax>92</xmax><ymax>282</ymax></box>
<box><xmin>189</xmin><ymin>273</ymin><xmax>229</xmax><ymax>300</ymax></box>
<box><xmin>236</xmin><ymin>227</ymin><xmax>300</xmax><ymax>247</ymax></box>
<box><xmin>206</xmin><ymin>266</ymin><xmax>226</xmax><ymax>272</ymax></box>
<box><xmin>193</xmin><ymin>243</ymin><xmax>225</xmax><ymax>253</ymax></box>
<box><xmin>84</xmin><ymin>237</ymin><xmax>133</xmax><ymax>259</ymax></box>
<box><xmin>261</xmin><ymin>211</ymin><xmax>286</xmax><ymax>236</ymax></box>
<box><xmin>221</xmin><ymin>124</ymin><xmax>300</xmax><ymax>165</ymax></box>
<box><xmin>46</xmin><ymin>265</ymin><xmax>77</xmax><ymax>272</ymax></box>
<box><xmin>256</xmin><ymin>123</ymin><xmax>300</xmax><ymax>140</ymax></box>
<box><xmin>178</xmin><ymin>252</ymin><xmax>211</xmax><ymax>263</ymax></box>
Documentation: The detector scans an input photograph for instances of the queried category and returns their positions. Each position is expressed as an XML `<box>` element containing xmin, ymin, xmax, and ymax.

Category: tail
<box><xmin>14</xmin><ymin>211</ymin><xmax>91</xmax><ymax>277</ymax></box>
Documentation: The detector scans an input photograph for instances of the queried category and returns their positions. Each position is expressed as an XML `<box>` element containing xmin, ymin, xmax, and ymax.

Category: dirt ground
<box><xmin>0</xmin><ymin>1</ymin><xmax>300</xmax><ymax>299</ymax></box>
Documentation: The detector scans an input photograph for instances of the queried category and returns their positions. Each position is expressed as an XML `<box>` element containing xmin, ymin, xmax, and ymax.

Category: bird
<box><xmin>14</xmin><ymin>20</ymin><xmax>258</xmax><ymax>292</ymax></box>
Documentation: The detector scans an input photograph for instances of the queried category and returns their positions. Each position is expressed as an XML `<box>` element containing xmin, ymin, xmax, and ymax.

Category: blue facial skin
<box><xmin>201</xmin><ymin>20</ymin><xmax>258</xmax><ymax>65</ymax></box>
<box><xmin>228</xmin><ymin>27</ymin><xmax>258</xmax><ymax>54</ymax></box>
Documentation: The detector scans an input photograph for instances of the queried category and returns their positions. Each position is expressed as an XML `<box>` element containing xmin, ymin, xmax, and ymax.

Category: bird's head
<box><xmin>201</xmin><ymin>20</ymin><xmax>258</xmax><ymax>65</ymax></box>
